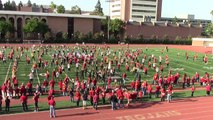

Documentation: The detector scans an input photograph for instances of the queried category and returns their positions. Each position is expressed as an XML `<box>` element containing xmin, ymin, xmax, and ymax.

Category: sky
<box><xmin>2</xmin><ymin>0</ymin><xmax>213</xmax><ymax>20</ymax></box>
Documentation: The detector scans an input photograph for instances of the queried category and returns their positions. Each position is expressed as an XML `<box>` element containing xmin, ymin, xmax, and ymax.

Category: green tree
<box><xmin>63</xmin><ymin>32</ymin><xmax>68</xmax><ymax>39</ymax></box>
<box><xmin>0</xmin><ymin>21</ymin><xmax>13</xmax><ymax>34</ymax></box>
<box><xmin>50</xmin><ymin>1</ymin><xmax>57</xmax><ymax>11</ymax></box>
<box><xmin>110</xmin><ymin>19</ymin><xmax>125</xmax><ymax>39</ymax></box>
<box><xmin>0</xmin><ymin>0</ymin><xmax>3</xmax><ymax>10</ymax></box>
<box><xmin>4</xmin><ymin>0</ymin><xmax>12</xmax><ymax>10</ymax></box>
<box><xmin>90</xmin><ymin>0</ymin><xmax>104</xmax><ymax>16</ymax></box>
<box><xmin>70</xmin><ymin>5</ymin><xmax>81</xmax><ymax>14</ymax></box>
<box><xmin>172</xmin><ymin>16</ymin><xmax>178</xmax><ymax>24</ymax></box>
<box><xmin>23</xmin><ymin>19</ymin><xmax>50</xmax><ymax>39</ymax></box>
<box><xmin>32</xmin><ymin>3</ymin><xmax>37</xmax><ymax>8</ymax></box>
<box><xmin>11</xmin><ymin>0</ymin><xmax>17</xmax><ymax>10</ymax></box>
<box><xmin>18</xmin><ymin>1</ymin><xmax>23</xmax><ymax>11</ymax></box>
<box><xmin>5</xmin><ymin>31</ymin><xmax>12</xmax><ymax>40</ymax></box>
<box><xmin>211</xmin><ymin>10</ymin><xmax>213</xmax><ymax>16</ymax></box>
<box><xmin>205</xmin><ymin>23</ymin><xmax>213</xmax><ymax>37</ymax></box>
<box><xmin>27</xmin><ymin>0</ymin><xmax>32</xmax><ymax>7</ymax></box>
<box><xmin>44</xmin><ymin>31</ymin><xmax>52</xmax><ymax>42</ymax></box>
<box><xmin>57</xmin><ymin>5</ymin><xmax>65</xmax><ymax>13</ymax></box>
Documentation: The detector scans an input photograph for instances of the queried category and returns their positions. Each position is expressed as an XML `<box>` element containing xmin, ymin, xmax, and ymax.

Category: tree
<box><xmin>63</xmin><ymin>32</ymin><xmax>68</xmax><ymax>39</ymax></box>
<box><xmin>0</xmin><ymin>0</ymin><xmax>3</xmax><ymax>10</ymax></box>
<box><xmin>18</xmin><ymin>1</ymin><xmax>23</xmax><ymax>11</ymax></box>
<box><xmin>70</xmin><ymin>5</ymin><xmax>81</xmax><ymax>14</ymax></box>
<box><xmin>11</xmin><ymin>0</ymin><xmax>17</xmax><ymax>10</ymax></box>
<box><xmin>0</xmin><ymin>21</ymin><xmax>13</xmax><ymax>34</ymax></box>
<box><xmin>57</xmin><ymin>5</ymin><xmax>65</xmax><ymax>13</ymax></box>
<box><xmin>205</xmin><ymin>23</ymin><xmax>213</xmax><ymax>37</ymax></box>
<box><xmin>172</xmin><ymin>16</ymin><xmax>178</xmax><ymax>24</ymax></box>
<box><xmin>23</xmin><ymin>19</ymin><xmax>50</xmax><ymax>39</ymax></box>
<box><xmin>211</xmin><ymin>10</ymin><xmax>213</xmax><ymax>16</ymax></box>
<box><xmin>44</xmin><ymin>31</ymin><xmax>52</xmax><ymax>42</ymax></box>
<box><xmin>90</xmin><ymin>0</ymin><xmax>104</xmax><ymax>16</ymax></box>
<box><xmin>50</xmin><ymin>1</ymin><xmax>57</xmax><ymax>12</ymax></box>
<box><xmin>32</xmin><ymin>3</ymin><xmax>37</xmax><ymax>8</ymax></box>
<box><xmin>110</xmin><ymin>19</ymin><xmax>125</xmax><ymax>38</ymax></box>
<box><xmin>4</xmin><ymin>0</ymin><xmax>12</xmax><ymax>10</ymax></box>
<box><xmin>27</xmin><ymin>0</ymin><xmax>32</xmax><ymax>7</ymax></box>
<box><xmin>5</xmin><ymin>31</ymin><xmax>11</xmax><ymax>40</ymax></box>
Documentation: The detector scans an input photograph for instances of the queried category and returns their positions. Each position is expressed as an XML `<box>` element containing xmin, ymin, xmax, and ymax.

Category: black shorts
<box><xmin>207</xmin><ymin>91</ymin><xmax>210</xmax><ymax>95</ymax></box>
<box><xmin>35</xmin><ymin>102</ymin><xmax>38</xmax><ymax>108</ymax></box>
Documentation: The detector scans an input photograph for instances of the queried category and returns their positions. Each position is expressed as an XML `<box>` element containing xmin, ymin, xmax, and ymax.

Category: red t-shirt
<box><xmin>48</xmin><ymin>99</ymin><xmax>56</xmax><ymax>106</ymax></box>
<box><xmin>33</xmin><ymin>95</ymin><xmax>39</xmax><ymax>102</ymax></box>
<box><xmin>20</xmin><ymin>95</ymin><xmax>27</xmax><ymax>103</ymax></box>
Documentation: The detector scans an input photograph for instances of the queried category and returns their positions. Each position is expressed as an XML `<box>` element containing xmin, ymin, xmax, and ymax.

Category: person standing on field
<box><xmin>48</xmin><ymin>96</ymin><xmax>56</xmax><ymax>118</ymax></box>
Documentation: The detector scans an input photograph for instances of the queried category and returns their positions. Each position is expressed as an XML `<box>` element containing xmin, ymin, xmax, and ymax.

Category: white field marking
<box><xmin>4</xmin><ymin>62</ymin><xmax>12</xmax><ymax>83</ymax></box>
<box><xmin>36</xmin><ymin>69</ymin><xmax>40</xmax><ymax>84</ymax></box>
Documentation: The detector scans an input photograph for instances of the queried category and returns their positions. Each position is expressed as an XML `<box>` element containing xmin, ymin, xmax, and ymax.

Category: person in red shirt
<box><xmin>195</xmin><ymin>72</ymin><xmax>200</xmax><ymax>82</ymax></box>
<box><xmin>49</xmin><ymin>79</ymin><xmax>55</xmax><ymax>90</ymax></box>
<box><xmin>138</xmin><ymin>90</ymin><xmax>143</xmax><ymax>102</ymax></box>
<box><xmin>58</xmin><ymin>80</ymin><xmax>63</xmax><ymax>91</ymax></box>
<box><xmin>147</xmin><ymin>84</ymin><xmax>152</xmax><ymax>98</ymax></box>
<box><xmin>191</xmin><ymin>85</ymin><xmax>195</xmax><ymax>97</ymax></box>
<box><xmin>206</xmin><ymin>84</ymin><xmax>211</xmax><ymax>96</ymax></box>
<box><xmin>167</xmin><ymin>89</ymin><xmax>173</xmax><ymax>103</ymax></box>
<box><xmin>26</xmin><ymin>81</ymin><xmax>33</xmax><ymax>96</ymax></box>
<box><xmin>155</xmin><ymin>85</ymin><xmax>161</xmax><ymax>98</ymax></box>
<box><xmin>48</xmin><ymin>96</ymin><xmax>56</xmax><ymax>118</ymax></box>
<box><xmin>1</xmin><ymin>83</ymin><xmax>7</xmax><ymax>99</ymax></box>
<box><xmin>20</xmin><ymin>93</ymin><xmax>28</xmax><ymax>111</ymax></box>
<box><xmin>116</xmin><ymin>87</ymin><xmax>124</xmax><ymax>108</ymax></box>
<box><xmin>33</xmin><ymin>92</ymin><xmax>40</xmax><ymax>112</ymax></box>
<box><xmin>186</xmin><ymin>77</ymin><xmax>191</xmax><ymax>87</ymax></box>
<box><xmin>89</xmin><ymin>88</ymin><xmax>95</xmax><ymax>105</ymax></box>
<box><xmin>75</xmin><ymin>91</ymin><xmax>81</xmax><ymax>107</ymax></box>
<box><xmin>42</xmin><ymin>79</ymin><xmax>48</xmax><ymax>93</ymax></box>
<box><xmin>20</xmin><ymin>83</ymin><xmax>26</xmax><ymax>96</ymax></box>
<box><xmin>101</xmin><ymin>89</ymin><xmax>106</xmax><ymax>104</ymax></box>
<box><xmin>93</xmin><ymin>93</ymin><xmax>99</xmax><ymax>110</ymax></box>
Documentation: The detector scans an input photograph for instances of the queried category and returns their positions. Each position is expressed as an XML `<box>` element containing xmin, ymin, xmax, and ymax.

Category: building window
<box><xmin>132</xmin><ymin>15</ymin><xmax>144</xmax><ymax>18</ymax></box>
<box><xmin>132</xmin><ymin>10</ymin><xmax>156</xmax><ymax>13</ymax></box>
<box><xmin>132</xmin><ymin>4</ymin><xmax>156</xmax><ymax>7</ymax></box>
<box><xmin>112</xmin><ymin>10</ymin><xmax>120</xmax><ymax>12</ymax></box>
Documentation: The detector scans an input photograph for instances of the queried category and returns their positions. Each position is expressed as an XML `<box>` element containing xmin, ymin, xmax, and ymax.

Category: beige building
<box><xmin>110</xmin><ymin>0</ymin><xmax>162</xmax><ymax>22</ymax></box>
<box><xmin>0</xmin><ymin>11</ymin><xmax>105</xmax><ymax>40</ymax></box>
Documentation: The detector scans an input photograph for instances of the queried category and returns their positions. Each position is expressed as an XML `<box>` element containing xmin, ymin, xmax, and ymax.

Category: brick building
<box><xmin>0</xmin><ymin>10</ymin><xmax>105</xmax><ymax>40</ymax></box>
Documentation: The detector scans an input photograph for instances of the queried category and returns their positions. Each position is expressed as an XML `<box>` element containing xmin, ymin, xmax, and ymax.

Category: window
<box><xmin>132</xmin><ymin>10</ymin><xmax>156</xmax><ymax>13</ymax></box>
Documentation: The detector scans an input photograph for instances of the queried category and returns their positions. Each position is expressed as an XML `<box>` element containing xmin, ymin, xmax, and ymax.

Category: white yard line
<box><xmin>4</xmin><ymin>62</ymin><xmax>12</xmax><ymax>83</ymax></box>
<box><xmin>36</xmin><ymin>69</ymin><xmax>40</xmax><ymax>84</ymax></box>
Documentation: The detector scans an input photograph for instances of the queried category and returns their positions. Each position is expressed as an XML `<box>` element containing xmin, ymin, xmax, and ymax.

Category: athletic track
<box><xmin>1</xmin><ymin>96</ymin><xmax>213</xmax><ymax>120</ymax></box>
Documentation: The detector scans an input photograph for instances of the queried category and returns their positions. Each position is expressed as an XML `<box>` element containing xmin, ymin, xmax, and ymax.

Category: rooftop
<box><xmin>0</xmin><ymin>10</ymin><xmax>106</xmax><ymax>19</ymax></box>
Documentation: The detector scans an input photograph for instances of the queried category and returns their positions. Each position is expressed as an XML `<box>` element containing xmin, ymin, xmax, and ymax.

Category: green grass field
<box><xmin>0</xmin><ymin>45</ymin><xmax>212</xmax><ymax>114</ymax></box>
<box><xmin>0</xmin><ymin>45</ymin><xmax>212</xmax><ymax>87</ymax></box>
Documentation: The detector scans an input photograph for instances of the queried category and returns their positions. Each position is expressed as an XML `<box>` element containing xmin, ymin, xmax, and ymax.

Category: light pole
<box><xmin>106</xmin><ymin>0</ymin><xmax>114</xmax><ymax>43</ymax></box>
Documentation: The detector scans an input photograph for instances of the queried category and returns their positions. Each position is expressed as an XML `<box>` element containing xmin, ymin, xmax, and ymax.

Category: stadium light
<box><xmin>105</xmin><ymin>0</ymin><xmax>114</xmax><ymax>42</ymax></box>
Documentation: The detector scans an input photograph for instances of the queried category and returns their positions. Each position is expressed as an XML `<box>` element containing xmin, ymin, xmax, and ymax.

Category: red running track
<box><xmin>1</xmin><ymin>96</ymin><xmax>213</xmax><ymax>120</ymax></box>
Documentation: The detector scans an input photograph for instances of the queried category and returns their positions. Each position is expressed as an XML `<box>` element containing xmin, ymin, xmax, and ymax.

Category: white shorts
<box><xmin>83</xmin><ymin>100</ymin><xmax>87</xmax><ymax>106</ymax></box>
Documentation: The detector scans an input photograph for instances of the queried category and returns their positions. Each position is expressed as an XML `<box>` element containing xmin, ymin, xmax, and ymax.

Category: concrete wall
<box><xmin>47</xmin><ymin>17</ymin><xmax>68</xmax><ymax>34</ymax></box>
<box><xmin>192</xmin><ymin>38</ymin><xmax>213</xmax><ymax>47</ymax></box>
<box><xmin>157</xmin><ymin>0</ymin><xmax>162</xmax><ymax>21</ymax></box>
<box><xmin>125</xmin><ymin>22</ymin><xmax>202</xmax><ymax>40</ymax></box>
<box><xmin>74</xmin><ymin>18</ymin><xmax>93</xmax><ymax>34</ymax></box>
